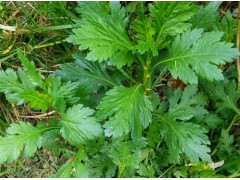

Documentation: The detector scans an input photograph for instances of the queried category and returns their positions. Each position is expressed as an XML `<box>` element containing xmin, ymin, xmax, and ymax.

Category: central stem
<box><xmin>143</xmin><ymin>52</ymin><xmax>151</xmax><ymax>94</ymax></box>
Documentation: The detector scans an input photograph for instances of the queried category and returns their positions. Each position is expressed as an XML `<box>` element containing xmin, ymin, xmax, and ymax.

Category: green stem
<box><xmin>136</xmin><ymin>54</ymin><xmax>145</xmax><ymax>69</ymax></box>
<box><xmin>159</xmin><ymin>164</ymin><xmax>176</xmax><ymax>178</ymax></box>
<box><xmin>229</xmin><ymin>172</ymin><xmax>240</xmax><ymax>178</ymax></box>
<box><xmin>150</xmin><ymin>67</ymin><xmax>167</xmax><ymax>90</ymax></box>
<box><xmin>0</xmin><ymin>165</ymin><xmax>18</xmax><ymax>177</ymax></box>
<box><xmin>117</xmin><ymin>166</ymin><xmax>124</xmax><ymax>178</ymax></box>
<box><xmin>119</xmin><ymin>68</ymin><xmax>136</xmax><ymax>84</ymax></box>
<box><xmin>143</xmin><ymin>52</ymin><xmax>152</xmax><ymax>94</ymax></box>
<box><xmin>226</xmin><ymin>114</ymin><xmax>239</xmax><ymax>132</ymax></box>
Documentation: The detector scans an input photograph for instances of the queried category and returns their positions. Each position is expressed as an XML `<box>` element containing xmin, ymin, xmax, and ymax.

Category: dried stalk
<box><xmin>236</xmin><ymin>2</ymin><xmax>240</xmax><ymax>88</ymax></box>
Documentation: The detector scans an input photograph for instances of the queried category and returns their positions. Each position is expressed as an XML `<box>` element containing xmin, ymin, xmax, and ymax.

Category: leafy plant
<box><xmin>0</xmin><ymin>1</ymin><xmax>240</xmax><ymax>178</ymax></box>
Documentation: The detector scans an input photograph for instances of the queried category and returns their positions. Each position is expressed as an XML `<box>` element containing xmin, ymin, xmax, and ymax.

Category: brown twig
<box><xmin>236</xmin><ymin>2</ymin><xmax>240</xmax><ymax>88</ymax></box>
<box><xmin>19</xmin><ymin>111</ymin><xmax>58</xmax><ymax>119</ymax></box>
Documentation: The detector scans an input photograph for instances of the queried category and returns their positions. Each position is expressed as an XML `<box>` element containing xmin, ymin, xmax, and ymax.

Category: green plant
<box><xmin>0</xmin><ymin>1</ymin><xmax>240</xmax><ymax>178</ymax></box>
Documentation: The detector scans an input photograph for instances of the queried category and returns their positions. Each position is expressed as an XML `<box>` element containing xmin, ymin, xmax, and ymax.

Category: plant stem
<box><xmin>0</xmin><ymin>166</ymin><xmax>18</xmax><ymax>177</ymax></box>
<box><xmin>229</xmin><ymin>172</ymin><xmax>240</xmax><ymax>178</ymax></box>
<box><xmin>226</xmin><ymin>114</ymin><xmax>239</xmax><ymax>132</ymax></box>
<box><xmin>119</xmin><ymin>68</ymin><xmax>136</xmax><ymax>84</ymax></box>
<box><xmin>136</xmin><ymin>54</ymin><xmax>145</xmax><ymax>68</ymax></box>
<box><xmin>117</xmin><ymin>166</ymin><xmax>124</xmax><ymax>178</ymax></box>
<box><xmin>159</xmin><ymin>164</ymin><xmax>176</xmax><ymax>178</ymax></box>
<box><xmin>143</xmin><ymin>52</ymin><xmax>151</xmax><ymax>94</ymax></box>
<box><xmin>150</xmin><ymin>67</ymin><xmax>167</xmax><ymax>90</ymax></box>
<box><xmin>236</xmin><ymin>2</ymin><xmax>240</xmax><ymax>88</ymax></box>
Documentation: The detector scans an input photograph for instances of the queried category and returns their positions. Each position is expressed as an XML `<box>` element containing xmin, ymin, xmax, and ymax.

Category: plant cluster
<box><xmin>1</xmin><ymin>1</ymin><xmax>240</xmax><ymax>178</ymax></box>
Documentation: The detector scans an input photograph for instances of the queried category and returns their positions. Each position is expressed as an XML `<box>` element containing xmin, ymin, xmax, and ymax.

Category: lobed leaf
<box><xmin>55</xmin><ymin>150</ymin><xmax>89</xmax><ymax>178</ymax></box>
<box><xmin>21</xmin><ymin>89</ymin><xmax>52</xmax><ymax>112</ymax></box>
<box><xmin>132</xmin><ymin>8</ymin><xmax>157</xmax><ymax>56</ymax></box>
<box><xmin>97</xmin><ymin>84</ymin><xmax>152</xmax><ymax>138</ymax></box>
<box><xmin>201</xmin><ymin>79</ymin><xmax>240</xmax><ymax>116</ymax></box>
<box><xmin>67</xmin><ymin>2</ymin><xmax>133</xmax><ymax>68</ymax></box>
<box><xmin>109</xmin><ymin>138</ymin><xmax>146</xmax><ymax>175</ymax></box>
<box><xmin>0</xmin><ymin>122</ymin><xmax>56</xmax><ymax>164</ymax></box>
<box><xmin>17</xmin><ymin>50</ymin><xmax>45</xmax><ymax>90</ymax></box>
<box><xmin>149</xmin><ymin>2</ymin><xmax>196</xmax><ymax>47</ymax></box>
<box><xmin>154</xmin><ymin>114</ymin><xmax>211</xmax><ymax>163</ymax></box>
<box><xmin>154</xmin><ymin>29</ymin><xmax>240</xmax><ymax>84</ymax></box>
<box><xmin>190</xmin><ymin>2</ymin><xmax>221</xmax><ymax>31</ymax></box>
<box><xmin>167</xmin><ymin>85</ymin><xmax>208</xmax><ymax>120</ymax></box>
<box><xmin>54</xmin><ymin>55</ymin><xmax>117</xmax><ymax>88</ymax></box>
<box><xmin>61</xmin><ymin>104</ymin><xmax>102</xmax><ymax>145</ymax></box>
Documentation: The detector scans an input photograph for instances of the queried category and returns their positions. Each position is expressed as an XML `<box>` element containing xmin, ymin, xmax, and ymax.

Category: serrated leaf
<box><xmin>132</xmin><ymin>8</ymin><xmax>157</xmax><ymax>56</ymax></box>
<box><xmin>219</xmin><ymin>129</ymin><xmax>234</xmax><ymax>155</ymax></box>
<box><xmin>53</xmin><ymin>55</ymin><xmax>117</xmax><ymax>88</ymax></box>
<box><xmin>154</xmin><ymin>114</ymin><xmax>211</xmax><ymax>163</ymax></box>
<box><xmin>21</xmin><ymin>89</ymin><xmax>52</xmax><ymax>112</ymax></box>
<box><xmin>137</xmin><ymin>164</ymin><xmax>155</xmax><ymax>178</ymax></box>
<box><xmin>97</xmin><ymin>84</ymin><xmax>152</xmax><ymax>138</ymax></box>
<box><xmin>203</xmin><ymin>113</ymin><xmax>223</xmax><ymax>130</ymax></box>
<box><xmin>154</xmin><ymin>29</ymin><xmax>240</xmax><ymax>84</ymax></box>
<box><xmin>89</xmin><ymin>153</ymin><xmax>117</xmax><ymax>178</ymax></box>
<box><xmin>17</xmin><ymin>50</ymin><xmax>45</xmax><ymax>90</ymax></box>
<box><xmin>67</xmin><ymin>2</ymin><xmax>134</xmax><ymax>68</ymax></box>
<box><xmin>55</xmin><ymin>150</ymin><xmax>89</xmax><ymax>178</ymax></box>
<box><xmin>190</xmin><ymin>2</ymin><xmax>221</xmax><ymax>31</ymax></box>
<box><xmin>0</xmin><ymin>122</ymin><xmax>56</xmax><ymax>164</ymax></box>
<box><xmin>61</xmin><ymin>104</ymin><xmax>102</xmax><ymax>145</ymax></box>
<box><xmin>0</xmin><ymin>69</ymin><xmax>35</xmax><ymax>105</ymax></box>
<box><xmin>149</xmin><ymin>2</ymin><xmax>196</xmax><ymax>47</ymax></box>
<box><xmin>47</xmin><ymin>77</ymin><xmax>84</xmax><ymax>113</ymax></box>
<box><xmin>218</xmin><ymin>155</ymin><xmax>240</xmax><ymax>174</ymax></box>
<box><xmin>217</xmin><ymin>10</ymin><xmax>237</xmax><ymax>42</ymax></box>
<box><xmin>201</xmin><ymin>79</ymin><xmax>240</xmax><ymax>116</ymax></box>
<box><xmin>109</xmin><ymin>138</ymin><xmax>146</xmax><ymax>175</ymax></box>
<box><xmin>42</xmin><ymin>129</ymin><xmax>65</xmax><ymax>156</ymax></box>
<box><xmin>167</xmin><ymin>85</ymin><xmax>208</xmax><ymax>120</ymax></box>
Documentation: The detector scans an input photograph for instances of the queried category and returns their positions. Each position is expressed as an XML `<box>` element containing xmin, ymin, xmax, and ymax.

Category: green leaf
<box><xmin>61</xmin><ymin>104</ymin><xmax>102</xmax><ymax>145</ymax></box>
<box><xmin>54</xmin><ymin>55</ymin><xmax>117</xmax><ymax>88</ymax></box>
<box><xmin>154</xmin><ymin>29</ymin><xmax>240</xmax><ymax>84</ymax></box>
<box><xmin>88</xmin><ymin>151</ymin><xmax>117</xmax><ymax>177</ymax></box>
<box><xmin>42</xmin><ymin>129</ymin><xmax>65</xmax><ymax>156</ymax></box>
<box><xmin>149</xmin><ymin>2</ymin><xmax>196</xmax><ymax>47</ymax></box>
<box><xmin>17</xmin><ymin>50</ymin><xmax>45</xmax><ymax>90</ymax></box>
<box><xmin>217</xmin><ymin>10</ymin><xmax>237</xmax><ymax>42</ymax></box>
<box><xmin>153</xmin><ymin>114</ymin><xmax>211</xmax><ymax>163</ymax></box>
<box><xmin>219</xmin><ymin>129</ymin><xmax>234</xmax><ymax>155</ymax></box>
<box><xmin>109</xmin><ymin>138</ymin><xmax>146</xmax><ymax>176</ymax></box>
<box><xmin>167</xmin><ymin>85</ymin><xmax>208</xmax><ymax>120</ymax></box>
<box><xmin>137</xmin><ymin>164</ymin><xmax>155</xmax><ymax>178</ymax></box>
<box><xmin>47</xmin><ymin>77</ymin><xmax>85</xmax><ymax>113</ymax></box>
<box><xmin>132</xmin><ymin>8</ymin><xmax>157</xmax><ymax>56</ymax></box>
<box><xmin>201</xmin><ymin>79</ymin><xmax>240</xmax><ymax>116</ymax></box>
<box><xmin>190</xmin><ymin>2</ymin><xmax>221</xmax><ymax>31</ymax></box>
<box><xmin>0</xmin><ymin>122</ymin><xmax>56</xmax><ymax>164</ymax></box>
<box><xmin>0</xmin><ymin>69</ymin><xmax>35</xmax><ymax>105</ymax></box>
<box><xmin>21</xmin><ymin>89</ymin><xmax>52</xmax><ymax>112</ymax></box>
<box><xmin>218</xmin><ymin>155</ymin><xmax>240</xmax><ymax>174</ymax></box>
<box><xmin>202</xmin><ymin>113</ymin><xmax>223</xmax><ymax>130</ymax></box>
<box><xmin>55</xmin><ymin>150</ymin><xmax>89</xmax><ymax>178</ymax></box>
<box><xmin>97</xmin><ymin>84</ymin><xmax>152</xmax><ymax>138</ymax></box>
<box><xmin>67</xmin><ymin>2</ymin><xmax>134</xmax><ymax>68</ymax></box>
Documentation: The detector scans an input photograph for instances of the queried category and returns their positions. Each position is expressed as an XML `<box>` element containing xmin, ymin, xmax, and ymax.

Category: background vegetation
<box><xmin>0</xmin><ymin>1</ymin><xmax>240</xmax><ymax>178</ymax></box>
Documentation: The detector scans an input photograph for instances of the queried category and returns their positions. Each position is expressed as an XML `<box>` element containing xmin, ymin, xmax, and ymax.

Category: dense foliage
<box><xmin>1</xmin><ymin>1</ymin><xmax>240</xmax><ymax>178</ymax></box>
